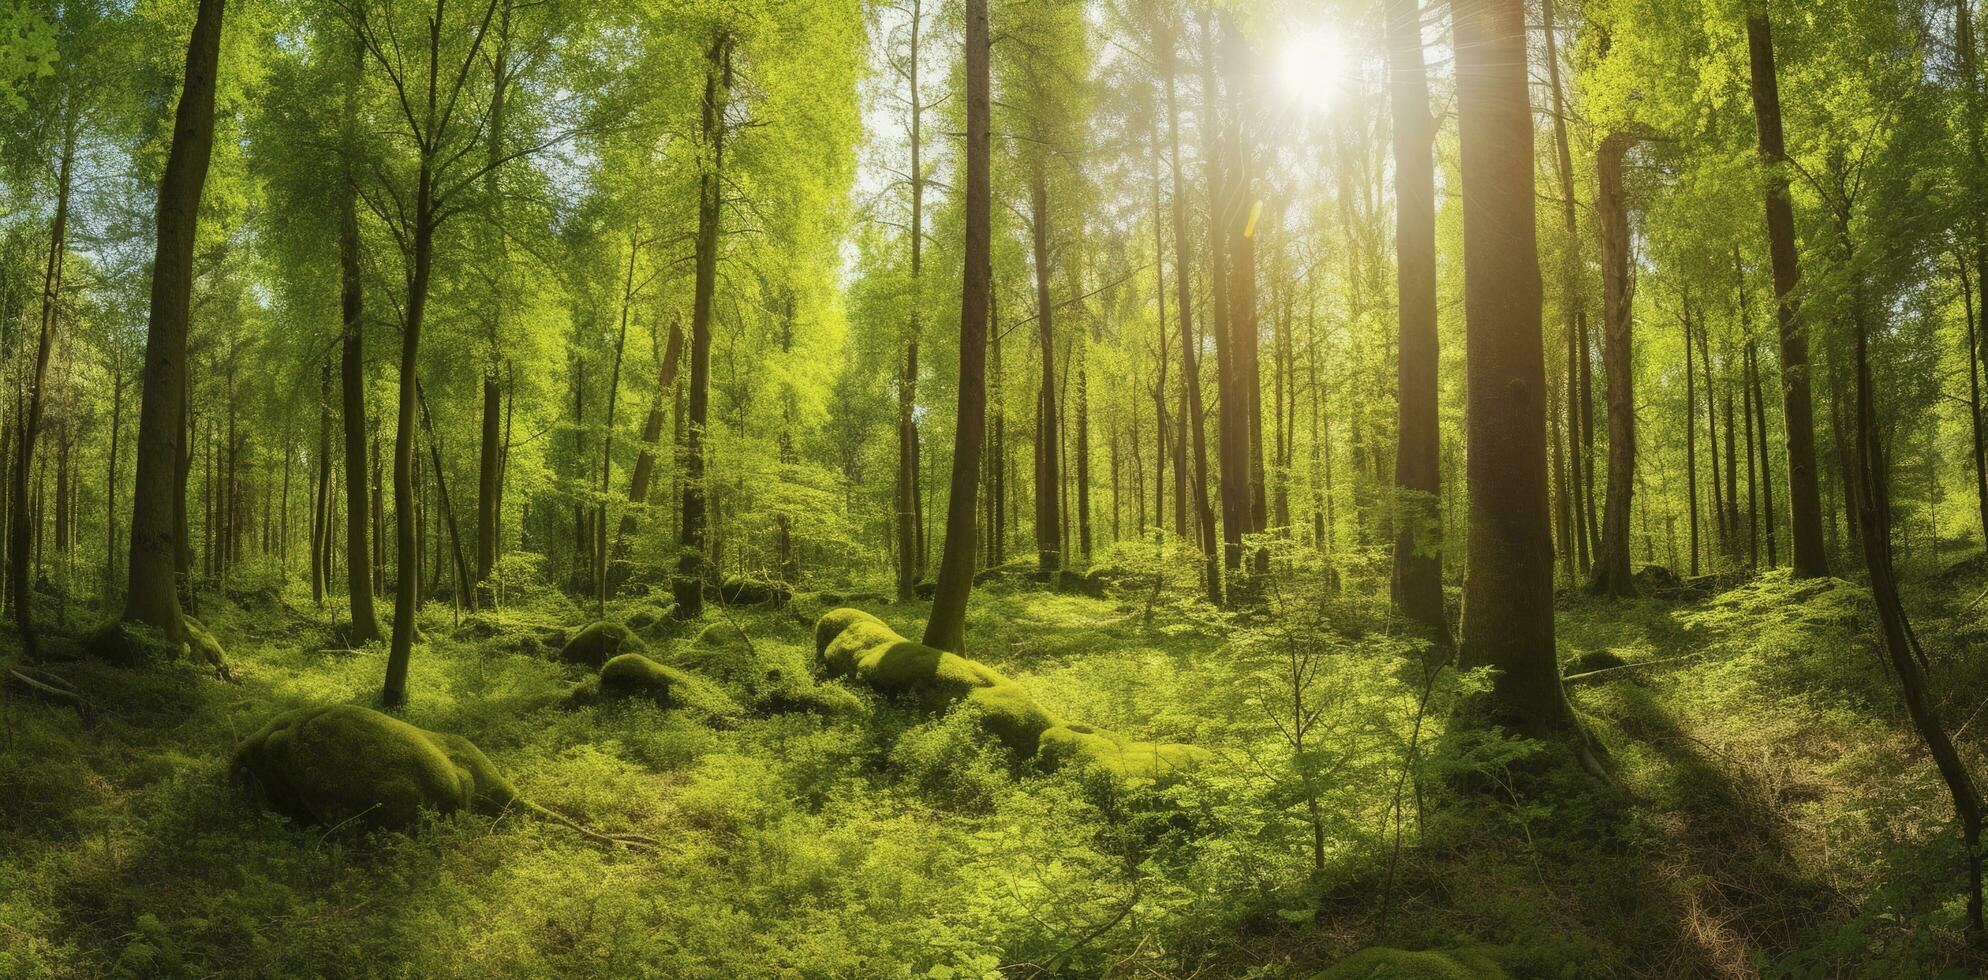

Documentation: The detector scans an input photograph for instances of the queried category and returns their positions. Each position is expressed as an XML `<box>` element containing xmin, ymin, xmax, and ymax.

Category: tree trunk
<box><xmin>1030</xmin><ymin>171</ymin><xmax>1062</xmax><ymax>575</ymax></box>
<box><xmin>1744</xmin><ymin>6</ymin><xmax>1828</xmax><ymax>578</ymax></box>
<box><xmin>675</xmin><ymin>32</ymin><xmax>732</xmax><ymax>620</ymax></box>
<box><xmin>13</xmin><ymin>124</ymin><xmax>73</xmax><ymax>651</ymax></box>
<box><xmin>1385</xmin><ymin>0</ymin><xmax>1444</xmax><ymax>629</ymax></box>
<box><xmin>1164</xmin><ymin>19</ymin><xmax>1219</xmax><ymax>603</ymax></box>
<box><xmin>922</xmin><ymin>0</ymin><xmax>990</xmax><ymax>652</ymax></box>
<box><xmin>1453</xmin><ymin>0</ymin><xmax>1584</xmax><ymax>747</ymax></box>
<box><xmin>1684</xmin><ymin>300</ymin><xmax>1700</xmax><ymax>576</ymax></box>
<box><xmin>1542</xmin><ymin>0</ymin><xmax>1594</xmax><ymax>576</ymax></box>
<box><xmin>125</xmin><ymin>0</ymin><xmax>224</xmax><ymax>641</ymax></box>
<box><xmin>1588</xmin><ymin>133</ymin><xmax>1636</xmax><ymax>597</ymax></box>
<box><xmin>338</xmin><ymin>34</ymin><xmax>382</xmax><ymax>645</ymax></box>
<box><xmin>607</xmin><ymin>319</ymin><xmax>681</xmax><ymax>593</ymax></box>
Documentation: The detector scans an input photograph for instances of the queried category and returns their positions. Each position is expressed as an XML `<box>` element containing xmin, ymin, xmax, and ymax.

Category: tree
<box><xmin>124</xmin><ymin>0</ymin><xmax>226</xmax><ymax>641</ymax></box>
<box><xmin>1742</xmin><ymin>3</ymin><xmax>1827</xmax><ymax>579</ymax></box>
<box><xmin>922</xmin><ymin>0</ymin><xmax>990</xmax><ymax>654</ymax></box>
<box><xmin>1588</xmin><ymin>133</ymin><xmax>1637</xmax><ymax>597</ymax></box>
<box><xmin>1452</xmin><ymin>0</ymin><xmax>1584</xmax><ymax>747</ymax></box>
<box><xmin>673</xmin><ymin>30</ymin><xmax>733</xmax><ymax>621</ymax></box>
<box><xmin>1384</xmin><ymin>0</ymin><xmax>1444</xmax><ymax>631</ymax></box>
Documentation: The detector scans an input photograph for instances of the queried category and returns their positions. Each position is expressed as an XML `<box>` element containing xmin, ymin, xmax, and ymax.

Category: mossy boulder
<box><xmin>624</xmin><ymin>604</ymin><xmax>676</xmax><ymax>634</ymax></box>
<box><xmin>1314</xmin><ymin>945</ymin><xmax>1508</xmax><ymax>979</ymax></box>
<box><xmin>559</xmin><ymin>621</ymin><xmax>644</xmax><ymax>670</ymax></box>
<box><xmin>753</xmin><ymin>679</ymin><xmax>868</xmax><ymax>718</ymax></box>
<box><xmin>814</xmin><ymin>608</ymin><xmax>1204</xmax><ymax>777</ymax></box>
<box><xmin>715</xmin><ymin>575</ymin><xmax>791</xmax><ymax>607</ymax></box>
<box><xmin>182</xmin><ymin>617</ymin><xmax>231</xmax><ymax>680</ymax></box>
<box><xmin>231</xmin><ymin>704</ymin><xmax>521</xmax><ymax>830</ymax></box>
<box><xmin>597</xmin><ymin>653</ymin><xmax>741</xmax><ymax>717</ymax></box>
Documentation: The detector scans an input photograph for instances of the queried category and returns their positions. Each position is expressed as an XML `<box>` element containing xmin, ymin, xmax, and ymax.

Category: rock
<box><xmin>230</xmin><ymin>704</ymin><xmax>522</xmax><ymax>830</ymax></box>
<box><xmin>598</xmin><ymin>653</ymin><xmax>740</xmax><ymax>717</ymax></box>
<box><xmin>1314</xmin><ymin>946</ymin><xmax>1508</xmax><ymax>979</ymax></box>
<box><xmin>753</xmin><ymin>679</ymin><xmax>868</xmax><ymax>719</ymax></box>
<box><xmin>624</xmin><ymin>604</ymin><xmax>676</xmax><ymax>634</ymax></box>
<box><xmin>182</xmin><ymin>617</ymin><xmax>232</xmax><ymax>681</ymax></box>
<box><xmin>1631</xmin><ymin>564</ymin><xmax>1681</xmax><ymax>594</ymax></box>
<box><xmin>913</xmin><ymin>581</ymin><xmax>937</xmax><ymax>600</ymax></box>
<box><xmin>815</xmin><ymin>608</ymin><xmax>1206</xmax><ymax>778</ymax></box>
<box><xmin>715</xmin><ymin>576</ymin><xmax>792</xmax><ymax>607</ymax></box>
<box><xmin>558</xmin><ymin>621</ymin><xmax>644</xmax><ymax>670</ymax></box>
<box><xmin>1563</xmin><ymin>650</ymin><xmax>1628</xmax><ymax>677</ymax></box>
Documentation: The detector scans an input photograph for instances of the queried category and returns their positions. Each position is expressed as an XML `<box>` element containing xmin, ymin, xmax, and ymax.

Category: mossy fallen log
<box><xmin>1312</xmin><ymin>945</ymin><xmax>1508</xmax><ymax>979</ymax></box>
<box><xmin>231</xmin><ymin>704</ymin><xmax>653</xmax><ymax>847</ymax></box>
<box><xmin>814</xmin><ymin>608</ymin><xmax>1207</xmax><ymax>780</ymax></box>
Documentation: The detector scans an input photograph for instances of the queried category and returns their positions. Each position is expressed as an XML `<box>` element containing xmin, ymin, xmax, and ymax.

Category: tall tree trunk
<box><xmin>1030</xmin><ymin>170</ymin><xmax>1062</xmax><ymax>574</ymax></box>
<box><xmin>675</xmin><ymin>32</ymin><xmax>732</xmax><ymax>620</ymax></box>
<box><xmin>1200</xmin><ymin>13</ymin><xmax>1242</xmax><ymax>587</ymax></box>
<box><xmin>474</xmin><ymin>7</ymin><xmax>510</xmax><ymax>585</ymax></box>
<box><xmin>896</xmin><ymin>0</ymin><xmax>926</xmax><ymax>600</ymax></box>
<box><xmin>126</xmin><ymin>0</ymin><xmax>224</xmax><ymax>640</ymax></box>
<box><xmin>313</xmin><ymin>363</ymin><xmax>331</xmax><ymax>605</ymax></box>
<box><xmin>597</xmin><ymin>236</ymin><xmax>636</xmax><ymax>614</ymax></box>
<box><xmin>1220</xmin><ymin>13</ymin><xmax>1266</xmax><ymax>578</ymax></box>
<box><xmin>13</xmin><ymin>124</ymin><xmax>73</xmax><ymax>651</ymax></box>
<box><xmin>1542</xmin><ymin>0</ymin><xmax>1595</xmax><ymax>574</ymax></box>
<box><xmin>922</xmin><ymin>0</ymin><xmax>989</xmax><ymax>651</ymax></box>
<box><xmin>1744</xmin><ymin>6</ymin><xmax>1827</xmax><ymax>578</ymax></box>
<box><xmin>1385</xmin><ymin>0</ymin><xmax>1444</xmax><ymax>629</ymax></box>
<box><xmin>1453</xmin><ymin>0</ymin><xmax>1586</xmax><ymax>750</ymax></box>
<box><xmin>1164</xmin><ymin>19</ymin><xmax>1219</xmax><ymax>603</ymax></box>
<box><xmin>1684</xmin><ymin>299</ymin><xmax>1700</xmax><ymax>576</ymax></box>
<box><xmin>381</xmin><ymin>154</ymin><xmax>436</xmax><ymax>709</ymax></box>
<box><xmin>1589</xmin><ymin>133</ymin><xmax>1636</xmax><ymax>597</ymax></box>
<box><xmin>339</xmin><ymin>34</ymin><xmax>382</xmax><ymax>644</ymax></box>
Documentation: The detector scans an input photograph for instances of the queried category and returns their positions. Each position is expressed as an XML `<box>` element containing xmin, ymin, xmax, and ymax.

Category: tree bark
<box><xmin>921</xmin><ymin>0</ymin><xmax>989</xmax><ymax>653</ymax></box>
<box><xmin>13</xmin><ymin>123</ymin><xmax>73</xmax><ymax>651</ymax></box>
<box><xmin>1385</xmin><ymin>0</ymin><xmax>1445</xmax><ymax>629</ymax></box>
<box><xmin>1588</xmin><ymin>133</ymin><xmax>1636</xmax><ymax>597</ymax></box>
<box><xmin>675</xmin><ymin>31</ymin><xmax>732</xmax><ymax>620</ymax></box>
<box><xmin>1163</xmin><ymin>18</ymin><xmax>1219</xmax><ymax>603</ymax></box>
<box><xmin>1453</xmin><ymin>0</ymin><xmax>1584</xmax><ymax>746</ymax></box>
<box><xmin>1743</xmin><ymin>6</ymin><xmax>1828</xmax><ymax>578</ymax></box>
<box><xmin>338</xmin><ymin>33</ymin><xmax>382</xmax><ymax>644</ymax></box>
<box><xmin>125</xmin><ymin>0</ymin><xmax>224</xmax><ymax>641</ymax></box>
<box><xmin>1029</xmin><ymin>170</ymin><xmax>1062</xmax><ymax>575</ymax></box>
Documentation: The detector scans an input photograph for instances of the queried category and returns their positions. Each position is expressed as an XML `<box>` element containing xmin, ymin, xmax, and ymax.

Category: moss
<box><xmin>181</xmin><ymin>617</ymin><xmax>230</xmax><ymax>679</ymax></box>
<box><xmin>813</xmin><ymin>608</ymin><xmax>1203</xmax><ymax>779</ymax></box>
<box><xmin>624</xmin><ymin>604</ymin><xmax>677</xmax><ymax>635</ymax></box>
<box><xmin>1562</xmin><ymin>650</ymin><xmax>1627</xmax><ymax>676</ymax></box>
<box><xmin>754</xmin><ymin>679</ymin><xmax>869</xmax><ymax>719</ymax></box>
<box><xmin>83</xmin><ymin>620</ymin><xmax>181</xmax><ymax>666</ymax></box>
<box><xmin>559</xmin><ymin>621</ymin><xmax>644</xmax><ymax>669</ymax></box>
<box><xmin>716</xmin><ymin>576</ymin><xmax>791</xmax><ymax>607</ymax></box>
<box><xmin>1313</xmin><ymin>946</ymin><xmax>1508</xmax><ymax>980</ymax></box>
<box><xmin>597</xmin><ymin>652</ymin><xmax>741</xmax><ymax>719</ymax></box>
<box><xmin>230</xmin><ymin>704</ymin><xmax>521</xmax><ymax>830</ymax></box>
<box><xmin>1038</xmin><ymin>724</ymin><xmax>1212</xmax><ymax>781</ymax></box>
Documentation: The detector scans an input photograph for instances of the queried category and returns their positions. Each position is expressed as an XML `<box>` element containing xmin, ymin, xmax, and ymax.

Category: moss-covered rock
<box><xmin>814</xmin><ymin>608</ymin><xmax>1204</xmax><ymax>778</ymax></box>
<box><xmin>559</xmin><ymin>621</ymin><xmax>644</xmax><ymax>669</ymax></box>
<box><xmin>1313</xmin><ymin>945</ymin><xmax>1508</xmax><ymax>979</ymax></box>
<box><xmin>624</xmin><ymin>604</ymin><xmax>676</xmax><ymax>634</ymax></box>
<box><xmin>598</xmin><ymin>653</ymin><xmax>741</xmax><ymax>717</ymax></box>
<box><xmin>230</xmin><ymin>704</ymin><xmax>521</xmax><ymax>830</ymax></box>
<box><xmin>716</xmin><ymin>575</ymin><xmax>791</xmax><ymax>607</ymax></box>
<box><xmin>753</xmin><ymin>679</ymin><xmax>868</xmax><ymax>719</ymax></box>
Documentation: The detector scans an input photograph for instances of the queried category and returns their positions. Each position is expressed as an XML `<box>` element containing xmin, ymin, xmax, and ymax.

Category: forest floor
<box><xmin>3</xmin><ymin>551</ymin><xmax>1988</xmax><ymax>978</ymax></box>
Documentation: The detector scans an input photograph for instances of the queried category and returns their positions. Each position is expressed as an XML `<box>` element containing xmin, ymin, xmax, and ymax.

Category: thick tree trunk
<box><xmin>1453</xmin><ymin>0</ymin><xmax>1584</xmax><ymax>746</ymax></box>
<box><xmin>921</xmin><ymin>0</ymin><xmax>989</xmax><ymax>652</ymax></box>
<box><xmin>1200</xmin><ymin>15</ymin><xmax>1243</xmax><ymax>588</ymax></box>
<box><xmin>126</xmin><ymin>0</ymin><xmax>224</xmax><ymax>641</ymax></box>
<box><xmin>1589</xmin><ymin>133</ymin><xmax>1636</xmax><ymax>597</ymax></box>
<box><xmin>1385</xmin><ymin>0</ymin><xmax>1445</xmax><ymax>629</ymax></box>
<box><xmin>1744</xmin><ymin>7</ymin><xmax>1828</xmax><ymax>578</ymax></box>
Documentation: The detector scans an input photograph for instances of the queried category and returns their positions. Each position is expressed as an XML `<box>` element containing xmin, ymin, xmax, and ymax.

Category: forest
<box><xmin>5</xmin><ymin>0</ymin><xmax>1988</xmax><ymax>975</ymax></box>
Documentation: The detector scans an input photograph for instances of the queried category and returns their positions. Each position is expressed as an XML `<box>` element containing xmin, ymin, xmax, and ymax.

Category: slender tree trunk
<box><xmin>1684</xmin><ymin>299</ymin><xmax>1700</xmax><ymax>576</ymax></box>
<box><xmin>1744</xmin><ymin>6</ymin><xmax>1827</xmax><ymax>578</ymax></box>
<box><xmin>338</xmin><ymin>35</ymin><xmax>382</xmax><ymax>644</ymax></box>
<box><xmin>597</xmin><ymin>236</ymin><xmax>636</xmax><ymax>614</ymax></box>
<box><xmin>1030</xmin><ymin>171</ymin><xmax>1062</xmax><ymax>575</ymax></box>
<box><xmin>1589</xmin><ymin>133</ymin><xmax>1636</xmax><ymax>597</ymax></box>
<box><xmin>1385</xmin><ymin>0</ymin><xmax>1444</xmax><ymax>629</ymax></box>
<box><xmin>922</xmin><ymin>0</ymin><xmax>989</xmax><ymax>650</ymax></box>
<box><xmin>1454</xmin><ymin>0</ymin><xmax>1584</xmax><ymax>747</ymax></box>
<box><xmin>126</xmin><ymin>0</ymin><xmax>224</xmax><ymax>640</ymax></box>
<box><xmin>676</xmin><ymin>32</ymin><xmax>732</xmax><ymax>620</ymax></box>
<box><xmin>1164</xmin><ymin>21</ymin><xmax>1219</xmax><ymax>603</ymax></box>
<box><xmin>13</xmin><ymin>125</ymin><xmax>73</xmax><ymax>650</ymax></box>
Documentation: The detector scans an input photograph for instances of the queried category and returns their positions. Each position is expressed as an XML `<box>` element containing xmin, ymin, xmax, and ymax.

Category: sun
<box><xmin>1276</xmin><ymin>30</ymin><xmax>1357</xmax><ymax>112</ymax></box>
